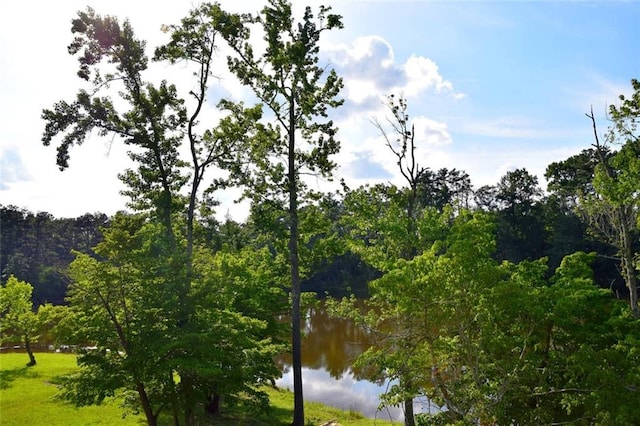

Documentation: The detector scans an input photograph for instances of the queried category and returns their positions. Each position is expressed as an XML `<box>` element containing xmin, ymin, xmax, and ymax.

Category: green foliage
<box><xmin>609</xmin><ymin>78</ymin><xmax>640</xmax><ymax>142</ymax></box>
<box><xmin>0</xmin><ymin>206</ymin><xmax>107</xmax><ymax>305</ymax></box>
<box><xmin>42</xmin><ymin>7</ymin><xmax>188</xmax><ymax>236</ymax></box>
<box><xmin>582</xmin><ymin>81</ymin><xmax>640</xmax><ymax>316</ymax></box>
<box><xmin>340</xmin><ymin>184</ymin><xmax>452</xmax><ymax>273</ymax></box>
<box><xmin>40</xmin><ymin>3</ymin><xmax>318</xmax><ymax>424</ymax></box>
<box><xmin>57</xmin><ymin>213</ymin><xmax>288</xmax><ymax>423</ymax></box>
<box><xmin>0</xmin><ymin>276</ymin><xmax>40</xmax><ymax>365</ymax></box>
<box><xmin>331</xmin><ymin>200</ymin><xmax>640</xmax><ymax>424</ymax></box>
<box><xmin>218</xmin><ymin>2</ymin><xmax>345</xmax><ymax>424</ymax></box>
<box><xmin>493</xmin><ymin>168</ymin><xmax>547</xmax><ymax>263</ymax></box>
<box><xmin>36</xmin><ymin>303</ymin><xmax>70</xmax><ymax>347</ymax></box>
<box><xmin>546</xmin><ymin>79</ymin><xmax>639</xmax><ymax>316</ymax></box>
<box><xmin>221</xmin><ymin>0</ymin><xmax>344</xmax><ymax>199</ymax></box>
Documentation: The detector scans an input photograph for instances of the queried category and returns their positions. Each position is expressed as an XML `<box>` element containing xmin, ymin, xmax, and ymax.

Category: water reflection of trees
<box><xmin>277</xmin><ymin>300</ymin><xmax>375</xmax><ymax>380</ymax></box>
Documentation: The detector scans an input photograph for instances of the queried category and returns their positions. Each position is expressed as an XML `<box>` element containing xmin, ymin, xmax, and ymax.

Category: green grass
<box><xmin>1</xmin><ymin>353</ymin><xmax>396</xmax><ymax>426</ymax></box>
<box><xmin>0</xmin><ymin>352</ymin><xmax>145</xmax><ymax>425</ymax></box>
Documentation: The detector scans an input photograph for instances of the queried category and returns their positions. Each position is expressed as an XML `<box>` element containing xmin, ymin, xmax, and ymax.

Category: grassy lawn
<box><xmin>0</xmin><ymin>353</ymin><xmax>396</xmax><ymax>425</ymax></box>
<box><xmin>0</xmin><ymin>352</ymin><xmax>143</xmax><ymax>425</ymax></box>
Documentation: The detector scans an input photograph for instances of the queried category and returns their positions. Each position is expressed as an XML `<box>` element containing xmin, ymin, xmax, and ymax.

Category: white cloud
<box><xmin>325</xmin><ymin>36</ymin><xmax>463</xmax><ymax>114</ymax></box>
<box><xmin>458</xmin><ymin>116</ymin><xmax>586</xmax><ymax>139</ymax></box>
<box><xmin>403</xmin><ymin>55</ymin><xmax>454</xmax><ymax>95</ymax></box>
<box><xmin>413</xmin><ymin>116</ymin><xmax>453</xmax><ymax>146</ymax></box>
<box><xmin>564</xmin><ymin>73</ymin><xmax>632</xmax><ymax>117</ymax></box>
<box><xmin>0</xmin><ymin>146</ymin><xmax>30</xmax><ymax>190</ymax></box>
<box><xmin>277</xmin><ymin>367</ymin><xmax>404</xmax><ymax>421</ymax></box>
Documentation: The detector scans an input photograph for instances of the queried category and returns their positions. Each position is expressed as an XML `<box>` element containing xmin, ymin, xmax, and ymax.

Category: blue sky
<box><xmin>0</xmin><ymin>0</ymin><xmax>637</xmax><ymax>219</ymax></box>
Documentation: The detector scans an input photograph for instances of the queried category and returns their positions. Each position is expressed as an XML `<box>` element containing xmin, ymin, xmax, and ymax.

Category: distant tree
<box><xmin>417</xmin><ymin>167</ymin><xmax>473</xmax><ymax>213</ymax></box>
<box><xmin>546</xmin><ymin>81</ymin><xmax>639</xmax><ymax>316</ymax></box>
<box><xmin>473</xmin><ymin>184</ymin><xmax>499</xmax><ymax>212</ymax></box>
<box><xmin>0</xmin><ymin>276</ymin><xmax>39</xmax><ymax>366</ymax></box>
<box><xmin>494</xmin><ymin>168</ymin><xmax>547</xmax><ymax>263</ymax></box>
<box><xmin>36</xmin><ymin>303</ymin><xmax>69</xmax><ymax>348</ymax></box>
<box><xmin>545</xmin><ymin>157</ymin><xmax>622</xmax><ymax>289</ymax></box>
<box><xmin>1</xmin><ymin>206</ymin><xmax>108</xmax><ymax>305</ymax></box>
<box><xmin>220</xmin><ymin>1</ymin><xmax>344</xmax><ymax>423</ymax></box>
<box><xmin>546</xmin><ymin>148</ymin><xmax>600</xmax><ymax>205</ymax></box>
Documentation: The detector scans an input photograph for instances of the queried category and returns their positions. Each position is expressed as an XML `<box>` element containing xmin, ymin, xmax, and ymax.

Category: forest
<box><xmin>1</xmin><ymin>1</ymin><xmax>639</xmax><ymax>425</ymax></box>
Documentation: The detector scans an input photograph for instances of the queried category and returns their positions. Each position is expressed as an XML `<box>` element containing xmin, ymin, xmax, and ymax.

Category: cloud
<box><xmin>0</xmin><ymin>147</ymin><xmax>30</xmax><ymax>190</ymax></box>
<box><xmin>564</xmin><ymin>73</ymin><xmax>632</xmax><ymax>115</ymax></box>
<box><xmin>413</xmin><ymin>115</ymin><xmax>453</xmax><ymax>146</ymax></box>
<box><xmin>277</xmin><ymin>367</ymin><xmax>404</xmax><ymax>420</ymax></box>
<box><xmin>328</xmin><ymin>36</ymin><xmax>403</xmax><ymax>86</ymax></box>
<box><xmin>343</xmin><ymin>151</ymin><xmax>393</xmax><ymax>180</ymax></box>
<box><xmin>458</xmin><ymin>116</ymin><xmax>584</xmax><ymax>139</ymax></box>
<box><xmin>404</xmin><ymin>55</ymin><xmax>454</xmax><ymax>95</ymax></box>
<box><xmin>324</xmin><ymin>36</ymin><xmax>463</xmax><ymax>115</ymax></box>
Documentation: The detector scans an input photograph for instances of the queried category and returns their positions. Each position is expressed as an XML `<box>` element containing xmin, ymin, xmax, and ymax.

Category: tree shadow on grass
<box><xmin>0</xmin><ymin>365</ymin><xmax>38</xmax><ymax>389</ymax></box>
<box><xmin>173</xmin><ymin>398</ymin><xmax>293</xmax><ymax>426</ymax></box>
<box><xmin>194</xmin><ymin>405</ymin><xmax>292</xmax><ymax>426</ymax></box>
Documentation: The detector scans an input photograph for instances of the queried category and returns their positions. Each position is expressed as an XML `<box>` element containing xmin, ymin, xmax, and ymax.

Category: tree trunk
<box><xmin>289</xmin><ymin>98</ymin><xmax>305</xmax><ymax>426</ymax></box>
<box><xmin>184</xmin><ymin>406</ymin><xmax>194</xmax><ymax>426</ymax></box>
<box><xmin>24</xmin><ymin>335</ymin><xmax>36</xmax><ymax>366</ymax></box>
<box><xmin>137</xmin><ymin>382</ymin><xmax>158</xmax><ymax>426</ymax></box>
<box><xmin>172</xmin><ymin>406</ymin><xmax>180</xmax><ymax>426</ymax></box>
<box><xmin>619</xmin><ymin>208</ymin><xmax>639</xmax><ymax>317</ymax></box>
<box><xmin>404</xmin><ymin>398</ymin><xmax>415</xmax><ymax>426</ymax></box>
<box><xmin>206</xmin><ymin>394</ymin><xmax>221</xmax><ymax>415</ymax></box>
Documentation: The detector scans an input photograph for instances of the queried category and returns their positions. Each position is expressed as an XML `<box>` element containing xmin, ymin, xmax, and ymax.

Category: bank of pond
<box><xmin>0</xmin><ymin>352</ymin><xmax>397</xmax><ymax>426</ymax></box>
<box><xmin>1</xmin><ymin>303</ymin><xmax>411</xmax><ymax>424</ymax></box>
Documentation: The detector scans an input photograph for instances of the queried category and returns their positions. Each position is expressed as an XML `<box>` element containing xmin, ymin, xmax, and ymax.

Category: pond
<box><xmin>275</xmin><ymin>301</ymin><xmax>433</xmax><ymax>421</ymax></box>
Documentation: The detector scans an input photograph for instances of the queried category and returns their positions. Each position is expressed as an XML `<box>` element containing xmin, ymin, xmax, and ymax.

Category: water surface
<box><xmin>276</xmin><ymin>302</ymin><xmax>432</xmax><ymax>421</ymax></box>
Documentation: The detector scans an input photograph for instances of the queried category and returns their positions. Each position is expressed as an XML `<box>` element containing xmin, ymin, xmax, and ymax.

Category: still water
<box><xmin>275</xmin><ymin>302</ymin><xmax>430</xmax><ymax>421</ymax></box>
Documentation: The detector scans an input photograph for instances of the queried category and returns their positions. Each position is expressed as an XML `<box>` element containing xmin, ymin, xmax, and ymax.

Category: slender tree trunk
<box><xmin>24</xmin><ymin>335</ymin><xmax>36</xmax><ymax>366</ymax></box>
<box><xmin>166</xmin><ymin>371</ymin><xmax>180</xmax><ymax>426</ymax></box>
<box><xmin>206</xmin><ymin>394</ymin><xmax>221</xmax><ymax>415</ymax></box>
<box><xmin>289</xmin><ymin>99</ymin><xmax>304</xmax><ymax>426</ymax></box>
<box><xmin>184</xmin><ymin>407</ymin><xmax>194</xmax><ymax>426</ymax></box>
<box><xmin>404</xmin><ymin>398</ymin><xmax>415</xmax><ymax>426</ymax></box>
<box><xmin>619</xmin><ymin>208</ymin><xmax>639</xmax><ymax>317</ymax></box>
<box><xmin>137</xmin><ymin>382</ymin><xmax>158</xmax><ymax>426</ymax></box>
<box><xmin>172</xmin><ymin>400</ymin><xmax>180</xmax><ymax>426</ymax></box>
<box><xmin>402</xmin><ymin>155</ymin><xmax>417</xmax><ymax>426</ymax></box>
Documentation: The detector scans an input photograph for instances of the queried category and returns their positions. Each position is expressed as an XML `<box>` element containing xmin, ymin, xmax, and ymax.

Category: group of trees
<box><xmin>1</xmin><ymin>0</ymin><xmax>638</xmax><ymax>422</ymax></box>
<box><xmin>328</xmin><ymin>86</ymin><xmax>640</xmax><ymax>424</ymax></box>
<box><xmin>1</xmin><ymin>207</ymin><xmax>107</xmax><ymax>305</ymax></box>
<box><xmin>10</xmin><ymin>1</ymin><xmax>343</xmax><ymax>425</ymax></box>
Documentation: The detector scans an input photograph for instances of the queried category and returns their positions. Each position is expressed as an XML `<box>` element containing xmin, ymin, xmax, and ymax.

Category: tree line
<box><xmin>1</xmin><ymin>0</ymin><xmax>638</xmax><ymax>424</ymax></box>
<box><xmin>1</xmin><ymin>150</ymin><xmax>631</xmax><ymax>309</ymax></box>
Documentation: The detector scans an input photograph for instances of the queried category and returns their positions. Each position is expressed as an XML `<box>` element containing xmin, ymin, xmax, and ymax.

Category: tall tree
<box><xmin>370</xmin><ymin>94</ymin><xmax>433</xmax><ymax>425</ymax></box>
<box><xmin>494</xmin><ymin>168</ymin><xmax>547</xmax><ymax>263</ymax></box>
<box><xmin>585</xmin><ymin>104</ymin><xmax>639</xmax><ymax>317</ymax></box>
<box><xmin>335</xmin><ymin>95</ymin><xmax>464</xmax><ymax>425</ymax></box>
<box><xmin>220</xmin><ymin>2</ymin><xmax>344</xmax><ymax>424</ymax></box>
<box><xmin>545</xmin><ymin>151</ymin><xmax>623</xmax><ymax>291</ymax></box>
<box><xmin>545</xmin><ymin>148</ymin><xmax>600</xmax><ymax>205</ymax></box>
<box><xmin>40</xmin><ymin>6</ymin><xmax>283</xmax><ymax>424</ymax></box>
